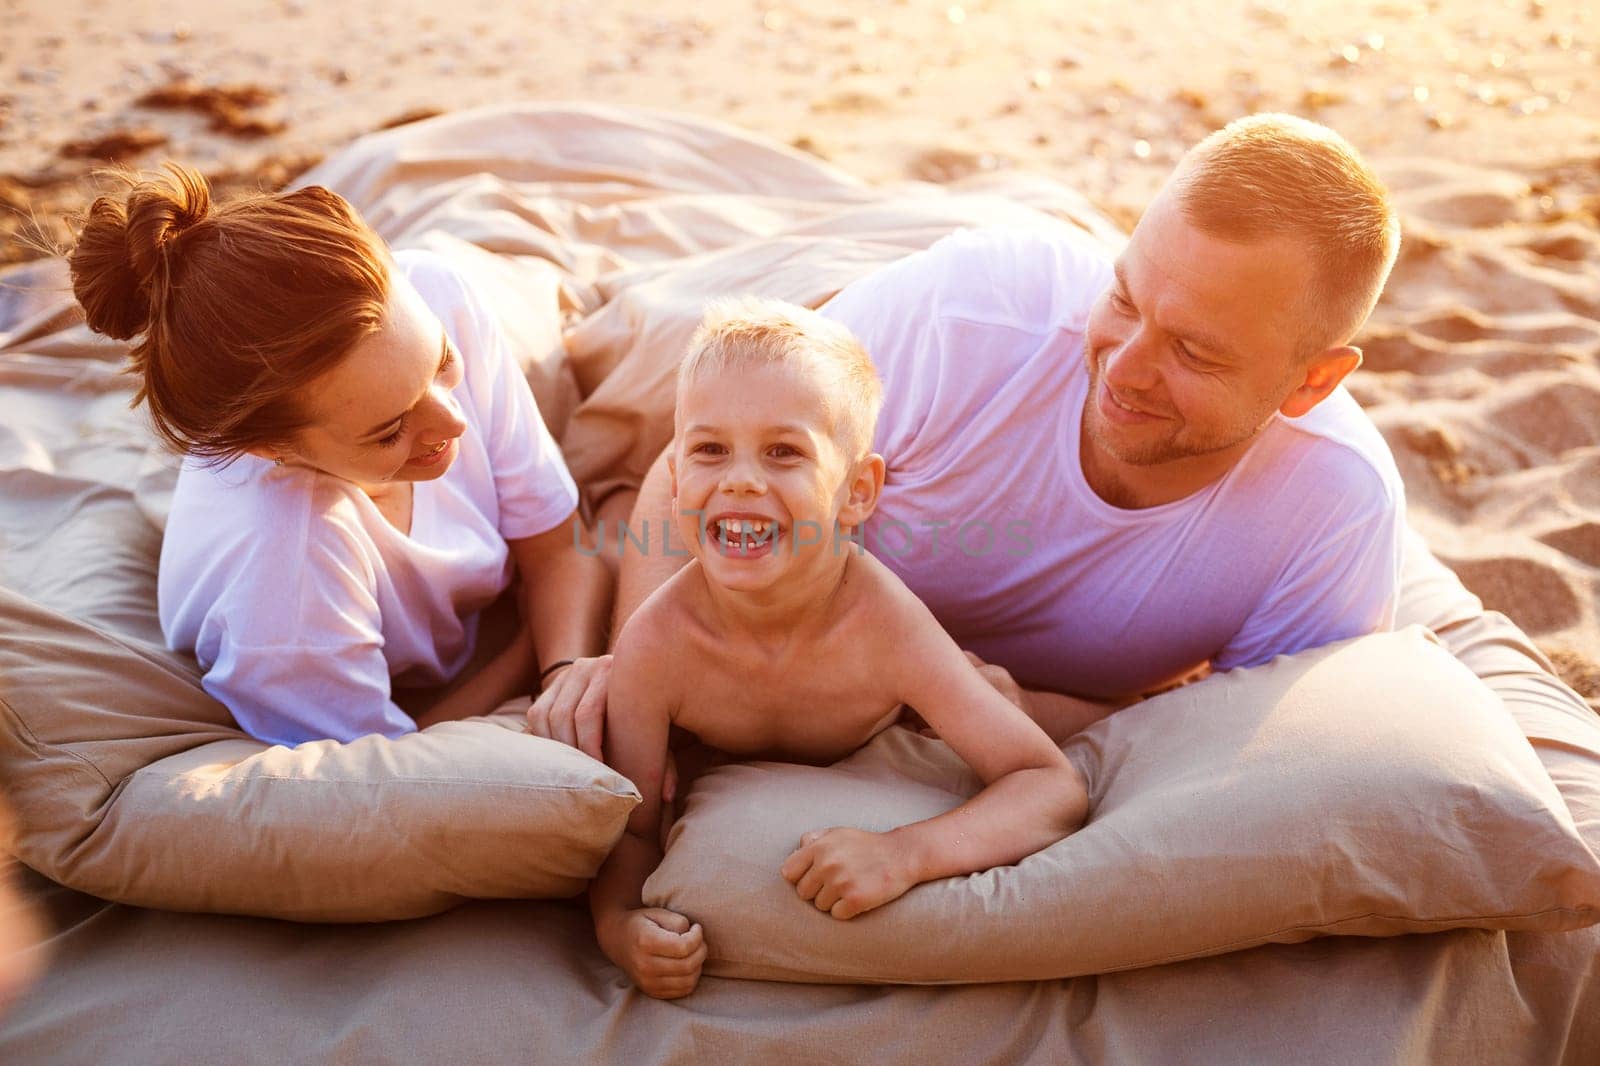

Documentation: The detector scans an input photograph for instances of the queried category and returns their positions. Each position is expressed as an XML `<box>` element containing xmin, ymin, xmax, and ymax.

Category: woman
<box><xmin>69</xmin><ymin>165</ymin><xmax>612</xmax><ymax>749</ymax></box>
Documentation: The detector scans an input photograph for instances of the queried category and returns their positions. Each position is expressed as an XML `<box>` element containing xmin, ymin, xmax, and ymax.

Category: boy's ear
<box><xmin>1280</xmin><ymin>345</ymin><xmax>1362</xmax><ymax>418</ymax></box>
<box><xmin>837</xmin><ymin>453</ymin><xmax>886</xmax><ymax>527</ymax></box>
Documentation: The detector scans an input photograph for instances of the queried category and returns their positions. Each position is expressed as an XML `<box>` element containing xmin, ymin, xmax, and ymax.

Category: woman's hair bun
<box><xmin>69</xmin><ymin>164</ymin><xmax>213</xmax><ymax>341</ymax></box>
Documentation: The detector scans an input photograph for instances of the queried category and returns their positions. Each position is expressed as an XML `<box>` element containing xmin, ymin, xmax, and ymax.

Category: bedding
<box><xmin>1</xmin><ymin>104</ymin><xmax>1597</xmax><ymax>1063</ymax></box>
<box><xmin>645</xmin><ymin>627</ymin><xmax>1600</xmax><ymax>984</ymax></box>
<box><xmin>0</xmin><ymin>588</ymin><xmax>639</xmax><ymax>921</ymax></box>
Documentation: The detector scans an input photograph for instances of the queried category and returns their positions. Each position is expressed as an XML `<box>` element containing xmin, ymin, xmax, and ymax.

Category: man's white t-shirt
<box><xmin>821</xmin><ymin>226</ymin><xmax>1407</xmax><ymax>699</ymax></box>
<box><xmin>160</xmin><ymin>250</ymin><xmax>579</xmax><ymax>746</ymax></box>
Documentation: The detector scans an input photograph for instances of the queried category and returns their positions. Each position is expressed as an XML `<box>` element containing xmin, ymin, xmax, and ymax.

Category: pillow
<box><xmin>643</xmin><ymin>626</ymin><xmax>1600</xmax><ymax>984</ymax></box>
<box><xmin>0</xmin><ymin>587</ymin><xmax>639</xmax><ymax>922</ymax></box>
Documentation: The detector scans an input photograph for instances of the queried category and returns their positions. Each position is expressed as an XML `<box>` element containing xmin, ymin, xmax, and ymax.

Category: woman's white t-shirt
<box><xmin>159</xmin><ymin>249</ymin><xmax>579</xmax><ymax>746</ymax></box>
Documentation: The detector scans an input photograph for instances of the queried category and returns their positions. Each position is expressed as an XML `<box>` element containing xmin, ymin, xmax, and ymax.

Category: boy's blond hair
<box><xmin>676</xmin><ymin>296</ymin><xmax>883</xmax><ymax>459</ymax></box>
<box><xmin>1172</xmin><ymin>113</ymin><xmax>1401</xmax><ymax>355</ymax></box>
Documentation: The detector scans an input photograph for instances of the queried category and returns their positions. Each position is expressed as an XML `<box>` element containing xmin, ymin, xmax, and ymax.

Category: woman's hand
<box><xmin>526</xmin><ymin>654</ymin><xmax>611</xmax><ymax>760</ymax></box>
<box><xmin>780</xmin><ymin>827</ymin><xmax>918</xmax><ymax>920</ymax></box>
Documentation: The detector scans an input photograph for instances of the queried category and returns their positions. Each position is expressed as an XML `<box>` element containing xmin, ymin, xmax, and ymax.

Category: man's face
<box><xmin>1081</xmin><ymin>187</ymin><xmax>1320</xmax><ymax>469</ymax></box>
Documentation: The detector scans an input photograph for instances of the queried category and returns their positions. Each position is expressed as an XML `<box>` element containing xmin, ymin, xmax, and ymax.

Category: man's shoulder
<box><xmin>1252</xmin><ymin>389</ymin><xmax>1405</xmax><ymax>528</ymax></box>
<box><xmin>824</xmin><ymin>223</ymin><xmax>1116</xmax><ymax>334</ymax></box>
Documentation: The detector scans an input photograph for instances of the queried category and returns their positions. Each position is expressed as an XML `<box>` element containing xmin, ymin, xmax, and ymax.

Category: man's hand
<box><xmin>525</xmin><ymin>654</ymin><xmax>611</xmax><ymax>760</ymax></box>
<box><xmin>600</xmin><ymin>907</ymin><xmax>707</xmax><ymax>1000</ymax></box>
<box><xmin>963</xmin><ymin>650</ymin><xmax>1029</xmax><ymax>711</ymax></box>
<box><xmin>960</xmin><ymin>651</ymin><xmax>1128</xmax><ymax>744</ymax></box>
<box><xmin>780</xmin><ymin>827</ymin><xmax>918</xmax><ymax>920</ymax></box>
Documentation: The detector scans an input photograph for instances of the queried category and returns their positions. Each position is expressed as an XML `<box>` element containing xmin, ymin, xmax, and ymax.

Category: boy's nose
<box><xmin>720</xmin><ymin>454</ymin><xmax>766</xmax><ymax>494</ymax></box>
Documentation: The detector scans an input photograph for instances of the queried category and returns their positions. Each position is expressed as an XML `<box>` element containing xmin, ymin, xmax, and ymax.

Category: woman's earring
<box><xmin>273</xmin><ymin>457</ymin><xmax>285</xmax><ymax>467</ymax></box>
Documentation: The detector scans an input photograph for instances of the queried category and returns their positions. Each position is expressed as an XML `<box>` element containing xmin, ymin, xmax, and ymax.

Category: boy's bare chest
<box><xmin>671</xmin><ymin>643</ymin><xmax>902</xmax><ymax>765</ymax></box>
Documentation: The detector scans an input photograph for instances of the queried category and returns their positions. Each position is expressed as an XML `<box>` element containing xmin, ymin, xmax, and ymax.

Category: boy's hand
<box><xmin>601</xmin><ymin>908</ymin><xmax>706</xmax><ymax>1000</ymax></box>
<box><xmin>780</xmin><ymin>828</ymin><xmax>917</xmax><ymax>920</ymax></box>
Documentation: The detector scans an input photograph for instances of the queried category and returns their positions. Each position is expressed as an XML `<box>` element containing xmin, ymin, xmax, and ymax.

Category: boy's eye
<box><xmin>692</xmin><ymin>442</ymin><xmax>725</xmax><ymax>456</ymax></box>
<box><xmin>1109</xmin><ymin>290</ymin><xmax>1133</xmax><ymax>314</ymax></box>
<box><xmin>769</xmin><ymin>444</ymin><xmax>800</xmax><ymax>459</ymax></box>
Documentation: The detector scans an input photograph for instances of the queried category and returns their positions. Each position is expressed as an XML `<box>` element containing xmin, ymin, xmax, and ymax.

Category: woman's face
<box><xmin>268</xmin><ymin>277</ymin><xmax>468</xmax><ymax>489</ymax></box>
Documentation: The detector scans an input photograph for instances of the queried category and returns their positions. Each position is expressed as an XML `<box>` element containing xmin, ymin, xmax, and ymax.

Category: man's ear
<box><xmin>1280</xmin><ymin>345</ymin><xmax>1362</xmax><ymax>418</ymax></box>
<box><xmin>838</xmin><ymin>453</ymin><xmax>887</xmax><ymax>527</ymax></box>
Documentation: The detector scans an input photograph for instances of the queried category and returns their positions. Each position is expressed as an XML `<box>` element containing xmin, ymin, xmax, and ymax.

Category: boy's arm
<box><xmin>588</xmin><ymin>620</ymin><xmax>706</xmax><ymax>998</ymax></box>
<box><xmin>889</xmin><ymin>621</ymin><xmax>1087</xmax><ymax>877</ymax></box>
<box><xmin>783</xmin><ymin>591</ymin><xmax>1087</xmax><ymax>918</ymax></box>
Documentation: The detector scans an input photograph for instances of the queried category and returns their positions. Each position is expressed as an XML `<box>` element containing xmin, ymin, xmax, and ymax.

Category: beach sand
<box><xmin>2</xmin><ymin>0</ymin><xmax>1596</xmax><ymax>706</ymax></box>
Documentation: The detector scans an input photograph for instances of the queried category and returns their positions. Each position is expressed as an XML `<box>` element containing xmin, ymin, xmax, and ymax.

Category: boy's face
<box><xmin>671</xmin><ymin>362</ymin><xmax>877</xmax><ymax>594</ymax></box>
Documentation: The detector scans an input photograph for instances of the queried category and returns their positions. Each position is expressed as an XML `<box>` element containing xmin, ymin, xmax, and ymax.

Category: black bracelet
<box><xmin>538</xmin><ymin>659</ymin><xmax>578</xmax><ymax>687</ymax></box>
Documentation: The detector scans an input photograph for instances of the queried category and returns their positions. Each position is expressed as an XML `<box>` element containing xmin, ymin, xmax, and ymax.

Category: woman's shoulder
<box><xmin>392</xmin><ymin>247</ymin><xmax>486</xmax><ymax>327</ymax></box>
<box><xmin>164</xmin><ymin>457</ymin><xmax>382</xmax><ymax>592</ymax></box>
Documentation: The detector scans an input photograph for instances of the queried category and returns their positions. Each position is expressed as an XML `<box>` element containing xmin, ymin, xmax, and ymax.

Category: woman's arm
<box><xmin>510</xmin><ymin>512</ymin><xmax>615</xmax><ymax>758</ymax></box>
<box><xmin>411</xmin><ymin>620</ymin><xmax>538</xmax><ymax>730</ymax></box>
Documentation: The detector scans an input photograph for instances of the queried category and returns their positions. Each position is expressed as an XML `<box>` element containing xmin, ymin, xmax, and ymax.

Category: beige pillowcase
<box><xmin>0</xmin><ymin>588</ymin><xmax>639</xmax><ymax>921</ymax></box>
<box><xmin>644</xmin><ymin>626</ymin><xmax>1600</xmax><ymax>984</ymax></box>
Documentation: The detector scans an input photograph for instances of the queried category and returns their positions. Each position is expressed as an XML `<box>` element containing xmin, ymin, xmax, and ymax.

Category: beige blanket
<box><xmin>2</xmin><ymin>104</ymin><xmax>1597</xmax><ymax>1064</ymax></box>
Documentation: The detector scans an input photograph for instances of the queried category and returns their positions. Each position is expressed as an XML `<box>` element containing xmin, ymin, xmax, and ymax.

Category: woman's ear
<box><xmin>837</xmin><ymin>452</ymin><xmax>886</xmax><ymax>527</ymax></box>
<box><xmin>243</xmin><ymin>444</ymin><xmax>284</xmax><ymax>464</ymax></box>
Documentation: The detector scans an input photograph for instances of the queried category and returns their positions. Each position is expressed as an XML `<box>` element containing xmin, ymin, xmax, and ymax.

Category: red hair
<box><xmin>69</xmin><ymin>164</ymin><xmax>390</xmax><ymax>459</ymax></box>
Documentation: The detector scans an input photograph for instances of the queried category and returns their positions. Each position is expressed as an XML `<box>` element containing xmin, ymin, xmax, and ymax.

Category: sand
<box><xmin>0</xmin><ymin>0</ymin><xmax>1596</xmax><ymax>706</ymax></box>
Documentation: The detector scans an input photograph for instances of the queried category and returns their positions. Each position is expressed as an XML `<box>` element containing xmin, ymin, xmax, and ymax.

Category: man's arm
<box><xmin>1216</xmin><ymin>499</ymin><xmax>1402</xmax><ymax>673</ymax></box>
<box><xmin>610</xmin><ymin>446</ymin><xmax>689</xmax><ymax>647</ymax></box>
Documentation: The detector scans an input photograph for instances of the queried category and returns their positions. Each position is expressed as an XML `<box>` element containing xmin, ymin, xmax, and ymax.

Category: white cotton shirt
<box><xmin>159</xmin><ymin>249</ymin><xmax>579</xmax><ymax>746</ymax></box>
<box><xmin>821</xmin><ymin>225</ymin><xmax>1407</xmax><ymax>699</ymax></box>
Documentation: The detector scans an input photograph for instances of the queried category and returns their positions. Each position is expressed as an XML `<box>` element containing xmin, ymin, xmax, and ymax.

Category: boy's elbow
<box><xmin>1043</xmin><ymin>764</ymin><xmax>1090</xmax><ymax>836</ymax></box>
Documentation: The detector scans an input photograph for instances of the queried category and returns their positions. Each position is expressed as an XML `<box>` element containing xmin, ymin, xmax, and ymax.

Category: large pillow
<box><xmin>643</xmin><ymin>626</ymin><xmax>1600</xmax><ymax>984</ymax></box>
<box><xmin>0</xmin><ymin>587</ymin><xmax>639</xmax><ymax>921</ymax></box>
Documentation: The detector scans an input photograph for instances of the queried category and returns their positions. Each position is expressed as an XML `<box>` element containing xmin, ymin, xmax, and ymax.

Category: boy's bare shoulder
<box><xmin>611</xmin><ymin>563</ymin><xmax>706</xmax><ymax>695</ymax></box>
<box><xmin>842</xmin><ymin>550</ymin><xmax>942</xmax><ymax>633</ymax></box>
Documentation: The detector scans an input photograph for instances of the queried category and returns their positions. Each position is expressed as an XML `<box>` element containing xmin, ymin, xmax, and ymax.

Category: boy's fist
<box><xmin>780</xmin><ymin>827</ymin><xmax>915</xmax><ymax>920</ymax></box>
<box><xmin>608</xmin><ymin>908</ymin><xmax>706</xmax><ymax>1000</ymax></box>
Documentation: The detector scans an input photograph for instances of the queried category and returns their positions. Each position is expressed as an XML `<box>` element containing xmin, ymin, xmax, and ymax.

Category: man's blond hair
<box><xmin>1173</xmin><ymin>113</ymin><xmax>1400</xmax><ymax>354</ymax></box>
<box><xmin>677</xmin><ymin>296</ymin><xmax>883</xmax><ymax>459</ymax></box>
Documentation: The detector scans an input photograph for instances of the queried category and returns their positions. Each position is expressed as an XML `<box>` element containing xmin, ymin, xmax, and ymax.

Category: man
<box><xmin>547</xmin><ymin>112</ymin><xmax>1407</xmax><ymax>748</ymax></box>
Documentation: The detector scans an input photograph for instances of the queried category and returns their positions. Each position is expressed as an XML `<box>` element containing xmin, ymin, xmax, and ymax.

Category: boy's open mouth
<box><xmin>710</xmin><ymin>516</ymin><xmax>781</xmax><ymax>559</ymax></box>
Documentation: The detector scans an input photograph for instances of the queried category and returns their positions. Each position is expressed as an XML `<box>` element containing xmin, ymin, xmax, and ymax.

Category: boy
<box><xmin>593</xmin><ymin>297</ymin><xmax>1089</xmax><ymax>999</ymax></box>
